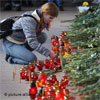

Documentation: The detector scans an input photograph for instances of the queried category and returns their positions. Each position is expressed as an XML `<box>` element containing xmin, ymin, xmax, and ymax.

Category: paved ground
<box><xmin>0</xmin><ymin>7</ymin><xmax>77</xmax><ymax>100</ymax></box>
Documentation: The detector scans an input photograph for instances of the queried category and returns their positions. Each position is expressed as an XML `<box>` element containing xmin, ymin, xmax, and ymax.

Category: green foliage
<box><xmin>67</xmin><ymin>5</ymin><xmax>100</xmax><ymax>48</ymax></box>
<box><xmin>63</xmin><ymin>5</ymin><xmax>100</xmax><ymax>100</ymax></box>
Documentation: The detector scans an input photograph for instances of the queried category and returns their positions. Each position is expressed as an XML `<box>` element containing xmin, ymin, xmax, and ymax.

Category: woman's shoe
<box><xmin>5</xmin><ymin>54</ymin><xmax>10</xmax><ymax>62</ymax></box>
<box><xmin>5</xmin><ymin>55</ymin><xmax>14</xmax><ymax>64</ymax></box>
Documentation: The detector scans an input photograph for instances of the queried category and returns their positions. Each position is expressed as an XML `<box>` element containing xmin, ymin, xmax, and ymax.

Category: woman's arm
<box><xmin>21</xmin><ymin>16</ymin><xmax>51</xmax><ymax>57</ymax></box>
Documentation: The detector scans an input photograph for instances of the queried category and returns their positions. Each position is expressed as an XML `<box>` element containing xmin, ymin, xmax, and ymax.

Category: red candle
<box><xmin>29</xmin><ymin>64</ymin><xmax>35</xmax><ymax>72</ymax></box>
<box><xmin>59</xmin><ymin>36</ymin><xmax>63</xmax><ymax>42</ymax></box>
<box><xmin>53</xmin><ymin>81</ymin><xmax>59</xmax><ymax>91</ymax></box>
<box><xmin>35</xmin><ymin>95</ymin><xmax>42</xmax><ymax>100</ymax></box>
<box><xmin>37</xmin><ymin>64</ymin><xmax>43</xmax><ymax>71</ymax></box>
<box><xmin>50</xmin><ymin>58</ymin><xmax>55</xmax><ymax>63</ymax></box>
<box><xmin>38</xmin><ymin>72</ymin><xmax>47</xmax><ymax>85</ymax></box>
<box><xmin>62</xmin><ymin>79</ymin><xmax>69</xmax><ymax>86</ymax></box>
<box><xmin>60</xmin><ymin>85</ymin><xmax>65</xmax><ymax>90</ymax></box>
<box><xmin>55</xmin><ymin>90</ymin><xmax>66</xmax><ymax>100</ymax></box>
<box><xmin>51</xmin><ymin>46</ymin><xmax>56</xmax><ymax>51</ymax></box>
<box><xmin>59</xmin><ymin>82</ymin><xmax>66</xmax><ymax>90</ymax></box>
<box><xmin>51</xmin><ymin>39</ymin><xmax>57</xmax><ymax>45</ymax></box>
<box><xmin>44</xmin><ymin>59</ymin><xmax>51</xmax><ymax>69</ymax></box>
<box><xmin>49</xmin><ymin>89</ymin><xmax>55</xmax><ymax>96</ymax></box>
<box><xmin>50</xmin><ymin>64</ymin><xmax>57</xmax><ymax>70</ymax></box>
<box><xmin>46</xmin><ymin>80</ymin><xmax>51</xmax><ymax>85</ymax></box>
<box><xmin>30</xmin><ymin>72</ymin><xmax>34</xmax><ymax>81</ymax></box>
<box><xmin>45</xmin><ymin>91</ymin><xmax>50</xmax><ymax>97</ymax></box>
<box><xmin>25</xmin><ymin>71</ymin><xmax>29</xmax><ymax>81</ymax></box>
<box><xmin>55</xmin><ymin>45</ymin><xmax>59</xmax><ymax>51</ymax></box>
<box><xmin>20</xmin><ymin>69</ymin><xmax>25</xmax><ymax>79</ymax></box>
<box><xmin>61</xmin><ymin>32</ymin><xmax>67</xmax><ymax>37</ymax></box>
<box><xmin>36</xmin><ymin>80</ymin><xmax>42</xmax><ymax>88</ymax></box>
<box><xmin>26</xmin><ymin>65</ymin><xmax>31</xmax><ymax>72</ymax></box>
<box><xmin>30</xmin><ymin>72</ymin><xmax>38</xmax><ymax>82</ymax></box>
<box><xmin>29</xmin><ymin>81</ymin><xmax>37</xmax><ymax>99</ymax></box>
<box><xmin>37</xmin><ymin>61</ymin><xmax>44</xmax><ymax>71</ymax></box>
<box><xmin>33</xmin><ymin>72</ymin><xmax>38</xmax><ymax>82</ymax></box>
<box><xmin>63</xmin><ymin>75</ymin><xmax>68</xmax><ymax>80</ymax></box>
<box><xmin>45</xmin><ymin>85</ymin><xmax>52</xmax><ymax>92</ymax></box>
<box><xmin>29</xmin><ymin>87</ymin><xmax>37</xmax><ymax>98</ymax></box>
<box><xmin>55</xmin><ymin>57</ymin><xmax>61</xmax><ymax>65</ymax></box>
<box><xmin>50</xmin><ymin>75</ymin><xmax>57</xmax><ymax>85</ymax></box>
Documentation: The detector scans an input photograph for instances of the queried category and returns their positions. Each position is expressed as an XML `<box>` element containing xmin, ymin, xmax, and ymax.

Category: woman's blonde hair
<box><xmin>41</xmin><ymin>2</ymin><xmax>59</xmax><ymax>17</ymax></box>
<box><xmin>39</xmin><ymin>2</ymin><xmax>59</xmax><ymax>31</ymax></box>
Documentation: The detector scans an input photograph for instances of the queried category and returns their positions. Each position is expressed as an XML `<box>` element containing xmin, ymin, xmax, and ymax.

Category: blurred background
<box><xmin>0</xmin><ymin>0</ymin><xmax>99</xmax><ymax>11</ymax></box>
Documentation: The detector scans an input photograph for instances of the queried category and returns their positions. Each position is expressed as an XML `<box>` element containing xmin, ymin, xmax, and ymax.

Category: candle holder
<box><xmin>44</xmin><ymin>59</ymin><xmax>51</xmax><ymax>69</ymax></box>
<box><xmin>49</xmin><ymin>89</ymin><xmax>55</xmax><ymax>96</ymax></box>
<box><xmin>50</xmin><ymin>75</ymin><xmax>57</xmax><ymax>85</ymax></box>
<box><xmin>37</xmin><ymin>60</ymin><xmax>44</xmax><ymax>71</ymax></box>
<box><xmin>20</xmin><ymin>68</ymin><xmax>25</xmax><ymax>79</ymax></box>
<box><xmin>45</xmin><ymin>84</ymin><xmax>52</xmax><ymax>92</ymax></box>
<box><xmin>29</xmin><ymin>81</ymin><xmax>37</xmax><ymax>99</ymax></box>
<box><xmin>29</xmin><ymin>63</ymin><xmax>35</xmax><ymax>72</ymax></box>
<box><xmin>55</xmin><ymin>90</ymin><xmax>66</xmax><ymax>100</ymax></box>
<box><xmin>25</xmin><ymin>71</ymin><xmax>29</xmax><ymax>81</ymax></box>
<box><xmin>38</xmin><ymin>72</ymin><xmax>47</xmax><ymax>85</ymax></box>
<box><xmin>32</xmin><ymin>72</ymin><xmax>38</xmax><ymax>82</ymax></box>
<box><xmin>36</xmin><ymin>80</ymin><xmax>42</xmax><ymax>88</ymax></box>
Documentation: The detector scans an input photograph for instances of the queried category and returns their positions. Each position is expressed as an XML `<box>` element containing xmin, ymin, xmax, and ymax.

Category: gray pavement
<box><xmin>0</xmin><ymin>7</ymin><xmax>77</xmax><ymax>100</ymax></box>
